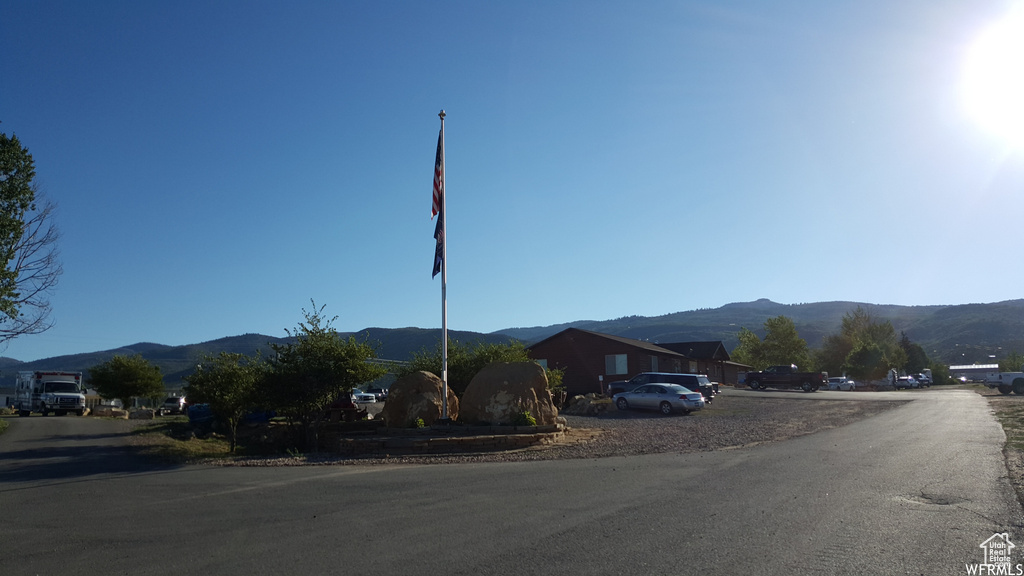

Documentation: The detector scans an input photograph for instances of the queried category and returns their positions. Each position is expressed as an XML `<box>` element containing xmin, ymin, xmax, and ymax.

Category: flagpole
<box><xmin>438</xmin><ymin>109</ymin><xmax>449</xmax><ymax>422</ymax></box>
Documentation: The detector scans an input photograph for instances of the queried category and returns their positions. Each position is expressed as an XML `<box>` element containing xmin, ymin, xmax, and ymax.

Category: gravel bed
<box><xmin>216</xmin><ymin>394</ymin><xmax>905</xmax><ymax>467</ymax></box>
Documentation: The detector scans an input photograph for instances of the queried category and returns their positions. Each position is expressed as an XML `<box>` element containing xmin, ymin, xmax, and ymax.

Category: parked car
<box><xmin>326</xmin><ymin>395</ymin><xmax>367</xmax><ymax>422</ymax></box>
<box><xmin>186</xmin><ymin>403</ymin><xmax>214</xmax><ymax>424</ymax></box>
<box><xmin>352</xmin><ymin>389</ymin><xmax>377</xmax><ymax>403</ymax></box>
<box><xmin>896</xmin><ymin>376</ymin><xmax>919</xmax><ymax>389</ymax></box>
<box><xmin>365</xmin><ymin>386</ymin><xmax>388</xmax><ymax>401</ymax></box>
<box><xmin>607</xmin><ymin>372</ymin><xmax>716</xmax><ymax>402</ymax></box>
<box><xmin>913</xmin><ymin>373</ymin><xmax>932</xmax><ymax>387</ymax></box>
<box><xmin>158</xmin><ymin>396</ymin><xmax>187</xmax><ymax>415</ymax></box>
<box><xmin>612</xmin><ymin>383</ymin><xmax>705</xmax><ymax>415</ymax></box>
<box><xmin>827</xmin><ymin>377</ymin><xmax>856</xmax><ymax>391</ymax></box>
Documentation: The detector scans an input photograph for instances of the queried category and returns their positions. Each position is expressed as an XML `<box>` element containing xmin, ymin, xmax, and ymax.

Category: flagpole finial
<box><xmin>438</xmin><ymin>109</ymin><xmax>446</xmax><ymax>120</ymax></box>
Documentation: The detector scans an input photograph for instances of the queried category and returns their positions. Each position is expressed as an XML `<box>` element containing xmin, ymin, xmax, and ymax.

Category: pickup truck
<box><xmin>745</xmin><ymin>365</ymin><xmax>827</xmax><ymax>392</ymax></box>
<box><xmin>985</xmin><ymin>368</ymin><xmax>1024</xmax><ymax>395</ymax></box>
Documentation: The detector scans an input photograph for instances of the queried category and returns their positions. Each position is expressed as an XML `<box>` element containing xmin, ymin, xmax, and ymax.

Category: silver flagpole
<box><xmin>439</xmin><ymin>109</ymin><xmax>449</xmax><ymax>422</ymax></box>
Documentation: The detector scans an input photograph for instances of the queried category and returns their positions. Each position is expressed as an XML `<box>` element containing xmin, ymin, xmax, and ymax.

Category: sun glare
<box><xmin>963</xmin><ymin>8</ymin><xmax>1024</xmax><ymax>149</ymax></box>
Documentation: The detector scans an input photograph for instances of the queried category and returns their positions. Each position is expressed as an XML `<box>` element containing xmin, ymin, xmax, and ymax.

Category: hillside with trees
<box><xmin>496</xmin><ymin>299</ymin><xmax>1024</xmax><ymax>365</ymax></box>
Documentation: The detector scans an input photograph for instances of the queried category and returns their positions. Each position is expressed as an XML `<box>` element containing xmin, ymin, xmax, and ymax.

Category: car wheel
<box><xmin>616</xmin><ymin>397</ymin><xmax>629</xmax><ymax>411</ymax></box>
<box><xmin>659</xmin><ymin>401</ymin><xmax>672</xmax><ymax>415</ymax></box>
<box><xmin>1000</xmin><ymin>383</ymin><xmax>1013</xmax><ymax>395</ymax></box>
<box><xmin>77</xmin><ymin>409</ymin><xmax>85</xmax><ymax>416</ymax></box>
<box><xmin>1014</xmin><ymin>378</ymin><xmax>1024</xmax><ymax>396</ymax></box>
<box><xmin>801</xmin><ymin>381</ymin><xmax>813</xmax><ymax>392</ymax></box>
<box><xmin>40</xmin><ymin>405</ymin><xmax>48</xmax><ymax>416</ymax></box>
<box><xmin>748</xmin><ymin>379</ymin><xmax>761</xmax><ymax>390</ymax></box>
<box><xmin>18</xmin><ymin>409</ymin><xmax>29</xmax><ymax>417</ymax></box>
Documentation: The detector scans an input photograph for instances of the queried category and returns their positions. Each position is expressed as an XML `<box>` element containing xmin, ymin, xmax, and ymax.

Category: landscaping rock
<box><xmin>381</xmin><ymin>371</ymin><xmax>460</xmax><ymax>427</ymax></box>
<box><xmin>91</xmin><ymin>405</ymin><xmax>127</xmax><ymax>418</ymax></box>
<box><xmin>561</xmin><ymin>394</ymin><xmax>611</xmax><ymax>416</ymax></box>
<box><xmin>128</xmin><ymin>409</ymin><xmax>155</xmax><ymax>420</ymax></box>
<box><xmin>460</xmin><ymin>362</ymin><xmax>559</xmax><ymax>425</ymax></box>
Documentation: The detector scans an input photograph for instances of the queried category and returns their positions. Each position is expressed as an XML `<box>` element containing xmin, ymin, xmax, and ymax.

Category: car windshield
<box><xmin>44</xmin><ymin>382</ymin><xmax>79</xmax><ymax>393</ymax></box>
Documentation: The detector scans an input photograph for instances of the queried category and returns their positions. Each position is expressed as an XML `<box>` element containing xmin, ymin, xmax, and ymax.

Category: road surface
<box><xmin>1</xmin><ymin>388</ymin><xmax>1020</xmax><ymax>575</ymax></box>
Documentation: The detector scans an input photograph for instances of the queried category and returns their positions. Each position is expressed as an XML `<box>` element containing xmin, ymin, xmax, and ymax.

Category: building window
<box><xmin>605</xmin><ymin>354</ymin><xmax>628</xmax><ymax>375</ymax></box>
<box><xmin>650</xmin><ymin>356</ymin><xmax>659</xmax><ymax>372</ymax></box>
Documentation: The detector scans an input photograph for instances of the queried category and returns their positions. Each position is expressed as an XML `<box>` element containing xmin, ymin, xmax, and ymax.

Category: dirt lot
<box><xmin>978</xmin><ymin>386</ymin><xmax>1024</xmax><ymax>506</ymax></box>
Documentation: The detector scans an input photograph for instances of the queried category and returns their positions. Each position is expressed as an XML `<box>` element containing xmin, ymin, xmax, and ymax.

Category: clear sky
<box><xmin>2</xmin><ymin>0</ymin><xmax>1023</xmax><ymax>362</ymax></box>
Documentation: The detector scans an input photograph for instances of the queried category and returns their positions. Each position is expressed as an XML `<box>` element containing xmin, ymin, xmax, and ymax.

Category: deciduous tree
<box><xmin>731</xmin><ymin>316</ymin><xmax>810</xmax><ymax>370</ymax></box>
<box><xmin>0</xmin><ymin>130</ymin><xmax>62</xmax><ymax>343</ymax></box>
<box><xmin>399</xmin><ymin>338</ymin><xmax>533</xmax><ymax>397</ymax></box>
<box><xmin>1000</xmin><ymin>351</ymin><xmax>1024</xmax><ymax>373</ymax></box>
<box><xmin>265</xmin><ymin>301</ymin><xmax>387</xmax><ymax>451</ymax></box>
<box><xmin>899</xmin><ymin>332</ymin><xmax>928</xmax><ymax>374</ymax></box>
<box><xmin>184</xmin><ymin>352</ymin><xmax>266</xmax><ymax>452</ymax></box>
<box><xmin>88</xmin><ymin>354</ymin><xmax>164</xmax><ymax>408</ymax></box>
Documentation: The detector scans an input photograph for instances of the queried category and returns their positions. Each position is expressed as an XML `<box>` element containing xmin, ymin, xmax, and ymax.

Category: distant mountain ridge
<box><xmin>0</xmin><ymin>329</ymin><xmax>514</xmax><ymax>386</ymax></box>
<box><xmin>492</xmin><ymin>298</ymin><xmax>1024</xmax><ymax>364</ymax></box>
<box><xmin>2</xmin><ymin>299</ymin><xmax>1022</xmax><ymax>387</ymax></box>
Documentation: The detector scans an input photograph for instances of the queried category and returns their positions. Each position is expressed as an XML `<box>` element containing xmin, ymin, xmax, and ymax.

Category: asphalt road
<box><xmin>1</xmin><ymin>389</ymin><xmax>1021</xmax><ymax>576</ymax></box>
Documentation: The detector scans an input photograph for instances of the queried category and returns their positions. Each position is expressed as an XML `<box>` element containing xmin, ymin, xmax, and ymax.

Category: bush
<box><xmin>510</xmin><ymin>409</ymin><xmax>537</xmax><ymax>427</ymax></box>
<box><xmin>398</xmin><ymin>339</ymin><xmax>532</xmax><ymax>397</ymax></box>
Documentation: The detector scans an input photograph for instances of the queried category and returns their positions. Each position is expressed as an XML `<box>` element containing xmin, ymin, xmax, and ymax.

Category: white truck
<box><xmin>13</xmin><ymin>371</ymin><xmax>86</xmax><ymax>416</ymax></box>
<box><xmin>985</xmin><ymin>366</ymin><xmax>1024</xmax><ymax>395</ymax></box>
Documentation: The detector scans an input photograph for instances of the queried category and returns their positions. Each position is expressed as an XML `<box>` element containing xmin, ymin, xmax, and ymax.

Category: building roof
<box><xmin>528</xmin><ymin>328</ymin><xmax>735</xmax><ymax>362</ymax></box>
<box><xmin>656</xmin><ymin>341</ymin><xmax>731</xmax><ymax>361</ymax></box>
<box><xmin>528</xmin><ymin>327</ymin><xmax>689</xmax><ymax>357</ymax></box>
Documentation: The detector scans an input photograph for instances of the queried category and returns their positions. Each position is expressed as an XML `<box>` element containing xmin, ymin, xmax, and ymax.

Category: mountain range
<box><xmin>2</xmin><ymin>299</ymin><xmax>1021</xmax><ymax>386</ymax></box>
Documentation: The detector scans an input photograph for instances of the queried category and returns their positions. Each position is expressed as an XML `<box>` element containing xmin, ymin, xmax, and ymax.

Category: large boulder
<box><xmin>381</xmin><ymin>371</ymin><xmax>459</xmax><ymax>427</ymax></box>
<box><xmin>460</xmin><ymin>362</ymin><xmax>559</xmax><ymax>426</ymax></box>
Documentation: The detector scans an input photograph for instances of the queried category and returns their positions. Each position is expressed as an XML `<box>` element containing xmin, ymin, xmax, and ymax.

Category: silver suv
<box><xmin>159</xmin><ymin>396</ymin><xmax>187</xmax><ymax>416</ymax></box>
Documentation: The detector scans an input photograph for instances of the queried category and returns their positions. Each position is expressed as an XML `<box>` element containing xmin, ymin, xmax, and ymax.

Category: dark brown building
<box><xmin>527</xmin><ymin>328</ymin><xmax>742</xmax><ymax>397</ymax></box>
<box><xmin>656</xmin><ymin>341</ymin><xmax>739</xmax><ymax>386</ymax></box>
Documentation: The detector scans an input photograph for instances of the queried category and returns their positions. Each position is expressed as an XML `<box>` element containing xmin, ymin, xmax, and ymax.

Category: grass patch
<box><xmin>0</xmin><ymin>417</ymin><xmax>9</xmax><ymax>436</ymax></box>
<box><xmin>991</xmin><ymin>400</ymin><xmax>1024</xmax><ymax>451</ymax></box>
<box><xmin>130</xmin><ymin>418</ymin><xmax>234</xmax><ymax>462</ymax></box>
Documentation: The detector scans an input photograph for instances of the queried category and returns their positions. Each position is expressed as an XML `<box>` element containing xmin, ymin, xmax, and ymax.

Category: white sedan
<box><xmin>612</xmin><ymin>383</ymin><xmax>705</xmax><ymax>415</ymax></box>
<box><xmin>351</xmin><ymin>390</ymin><xmax>377</xmax><ymax>403</ymax></box>
<box><xmin>827</xmin><ymin>377</ymin><xmax>856</xmax><ymax>391</ymax></box>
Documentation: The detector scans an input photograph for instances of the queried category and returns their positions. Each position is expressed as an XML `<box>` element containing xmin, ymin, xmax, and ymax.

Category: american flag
<box><xmin>431</xmin><ymin>128</ymin><xmax>444</xmax><ymax>219</ymax></box>
<box><xmin>432</xmin><ymin>126</ymin><xmax>444</xmax><ymax>278</ymax></box>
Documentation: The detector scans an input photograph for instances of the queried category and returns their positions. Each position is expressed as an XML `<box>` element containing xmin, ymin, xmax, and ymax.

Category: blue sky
<box><xmin>2</xmin><ymin>0</ymin><xmax>1023</xmax><ymax>362</ymax></box>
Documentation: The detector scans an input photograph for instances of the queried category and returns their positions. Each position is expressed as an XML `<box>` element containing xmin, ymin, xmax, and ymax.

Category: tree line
<box><xmin>730</xmin><ymin>306</ymin><xmax>951</xmax><ymax>383</ymax></box>
<box><xmin>88</xmin><ymin>302</ymin><xmax>387</xmax><ymax>452</ymax></box>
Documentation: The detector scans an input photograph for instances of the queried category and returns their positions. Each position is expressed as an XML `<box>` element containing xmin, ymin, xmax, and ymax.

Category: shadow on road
<box><xmin>0</xmin><ymin>429</ymin><xmax>182</xmax><ymax>487</ymax></box>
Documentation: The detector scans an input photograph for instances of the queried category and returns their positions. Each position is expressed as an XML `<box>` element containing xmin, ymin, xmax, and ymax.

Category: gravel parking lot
<box><xmin>240</xmin><ymin>391</ymin><xmax>906</xmax><ymax>466</ymax></box>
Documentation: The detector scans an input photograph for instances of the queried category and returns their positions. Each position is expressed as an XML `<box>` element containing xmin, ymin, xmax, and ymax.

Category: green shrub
<box><xmin>546</xmin><ymin>367</ymin><xmax>565</xmax><ymax>393</ymax></box>
<box><xmin>510</xmin><ymin>410</ymin><xmax>537</xmax><ymax>427</ymax></box>
<box><xmin>412</xmin><ymin>417</ymin><xmax>426</xmax><ymax>429</ymax></box>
